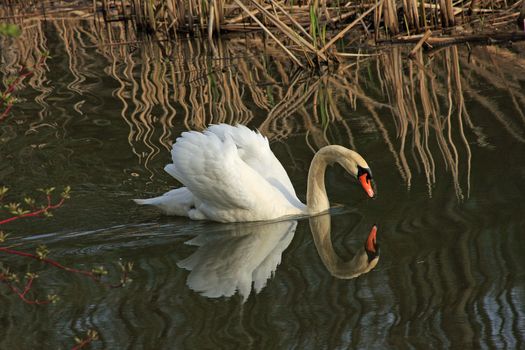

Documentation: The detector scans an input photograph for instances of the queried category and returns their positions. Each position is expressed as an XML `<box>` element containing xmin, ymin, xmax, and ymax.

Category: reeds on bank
<box><xmin>96</xmin><ymin>0</ymin><xmax>521</xmax><ymax>33</ymax></box>
<box><xmin>102</xmin><ymin>0</ymin><xmax>525</xmax><ymax>62</ymax></box>
<box><xmin>2</xmin><ymin>0</ymin><xmax>524</xmax><ymax>67</ymax></box>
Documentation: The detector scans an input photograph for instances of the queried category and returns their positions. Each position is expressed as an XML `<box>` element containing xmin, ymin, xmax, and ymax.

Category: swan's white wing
<box><xmin>166</xmin><ymin>130</ymin><xmax>301</xmax><ymax>222</ymax></box>
<box><xmin>206</xmin><ymin>124</ymin><xmax>300</xmax><ymax>204</ymax></box>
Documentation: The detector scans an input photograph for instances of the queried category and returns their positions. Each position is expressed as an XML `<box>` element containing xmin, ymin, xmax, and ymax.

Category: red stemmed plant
<box><xmin>0</xmin><ymin>186</ymin><xmax>133</xmax><ymax>305</ymax></box>
<box><xmin>72</xmin><ymin>330</ymin><xmax>99</xmax><ymax>350</ymax></box>
<box><xmin>0</xmin><ymin>187</ymin><xmax>132</xmax><ymax>349</ymax></box>
<box><xmin>0</xmin><ymin>38</ymin><xmax>110</xmax><ymax>349</ymax></box>
<box><xmin>0</xmin><ymin>53</ymin><xmax>47</xmax><ymax>122</ymax></box>
<box><xmin>0</xmin><ymin>186</ymin><xmax>69</xmax><ymax>225</ymax></box>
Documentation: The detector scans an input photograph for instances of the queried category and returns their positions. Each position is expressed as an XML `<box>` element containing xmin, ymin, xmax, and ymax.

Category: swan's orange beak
<box><xmin>366</xmin><ymin>225</ymin><xmax>378</xmax><ymax>253</ymax></box>
<box><xmin>359</xmin><ymin>173</ymin><xmax>375</xmax><ymax>198</ymax></box>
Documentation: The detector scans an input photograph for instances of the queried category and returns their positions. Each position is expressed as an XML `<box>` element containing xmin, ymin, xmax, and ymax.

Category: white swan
<box><xmin>134</xmin><ymin>124</ymin><xmax>374</xmax><ymax>222</ymax></box>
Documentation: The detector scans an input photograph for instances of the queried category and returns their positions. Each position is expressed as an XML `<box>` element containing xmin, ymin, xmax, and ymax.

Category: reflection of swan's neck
<box><xmin>306</xmin><ymin>145</ymin><xmax>360</xmax><ymax>214</ymax></box>
<box><xmin>309</xmin><ymin>214</ymin><xmax>378</xmax><ymax>279</ymax></box>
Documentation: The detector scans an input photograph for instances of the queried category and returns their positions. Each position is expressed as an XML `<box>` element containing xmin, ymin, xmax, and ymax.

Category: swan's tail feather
<box><xmin>133</xmin><ymin>198</ymin><xmax>154</xmax><ymax>205</ymax></box>
<box><xmin>164</xmin><ymin>164</ymin><xmax>179</xmax><ymax>180</ymax></box>
<box><xmin>133</xmin><ymin>187</ymin><xmax>194</xmax><ymax>216</ymax></box>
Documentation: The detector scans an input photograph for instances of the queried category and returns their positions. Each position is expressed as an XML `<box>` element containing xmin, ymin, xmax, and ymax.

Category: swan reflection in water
<box><xmin>178</xmin><ymin>215</ymin><xmax>379</xmax><ymax>301</ymax></box>
<box><xmin>177</xmin><ymin>220</ymin><xmax>296</xmax><ymax>301</ymax></box>
<box><xmin>309</xmin><ymin>214</ymin><xmax>379</xmax><ymax>279</ymax></box>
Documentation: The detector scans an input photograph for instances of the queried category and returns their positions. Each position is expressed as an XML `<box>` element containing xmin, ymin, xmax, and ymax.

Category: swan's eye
<box><xmin>357</xmin><ymin>165</ymin><xmax>372</xmax><ymax>181</ymax></box>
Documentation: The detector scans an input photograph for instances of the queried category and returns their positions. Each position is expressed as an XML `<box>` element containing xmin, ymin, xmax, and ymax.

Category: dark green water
<box><xmin>0</xmin><ymin>22</ymin><xmax>524</xmax><ymax>349</ymax></box>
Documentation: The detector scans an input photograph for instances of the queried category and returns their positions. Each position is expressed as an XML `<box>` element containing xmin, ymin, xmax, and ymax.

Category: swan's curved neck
<box><xmin>306</xmin><ymin>145</ymin><xmax>360</xmax><ymax>214</ymax></box>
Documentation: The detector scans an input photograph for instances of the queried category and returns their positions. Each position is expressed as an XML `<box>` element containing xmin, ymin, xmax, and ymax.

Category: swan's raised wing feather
<box><xmin>167</xmin><ymin>130</ymin><xmax>293</xmax><ymax>221</ymax></box>
<box><xmin>206</xmin><ymin>124</ymin><xmax>298</xmax><ymax>201</ymax></box>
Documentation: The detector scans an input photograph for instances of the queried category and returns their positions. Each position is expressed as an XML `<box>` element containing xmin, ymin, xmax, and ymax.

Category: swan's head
<box><xmin>357</xmin><ymin>165</ymin><xmax>374</xmax><ymax>198</ymax></box>
<box><xmin>364</xmin><ymin>225</ymin><xmax>380</xmax><ymax>264</ymax></box>
<box><xmin>339</xmin><ymin>148</ymin><xmax>375</xmax><ymax>198</ymax></box>
<box><xmin>314</xmin><ymin>145</ymin><xmax>375</xmax><ymax>199</ymax></box>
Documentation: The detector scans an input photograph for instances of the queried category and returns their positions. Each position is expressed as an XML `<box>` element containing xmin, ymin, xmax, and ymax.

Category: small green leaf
<box><xmin>0</xmin><ymin>23</ymin><xmax>22</xmax><ymax>38</ymax></box>
<box><xmin>5</xmin><ymin>202</ymin><xmax>21</xmax><ymax>215</ymax></box>
<box><xmin>91</xmin><ymin>266</ymin><xmax>108</xmax><ymax>276</ymax></box>
<box><xmin>36</xmin><ymin>245</ymin><xmax>49</xmax><ymax>260</ymax></box>
<box><xmin>38</xmin><ymin>187</ymin><xmax>55</xmax><ymax>195</ymax></box>
<box><xmin>14</xmin><ymin>207</ymin><xmax>30</xmax><ymax>216</ymax></box>
<box><xmin>0</xmin><ymin>231</ymin><xmax>8</xmax><ymax>243</ymax></box>
<box><xmin>40</xmin><ymin>50</ymin><xmax>51</xmax><ymax>59</ymax></box>
<box><xmin>24</xmin><ymin>197</ymin><xmax>36</xmax><ymax>206</ymax></box>
<box><xmin>118</xmin><ymin>261</ymin><xmax>134</xmax><ymax>272</ymax></box>
<box><xmin>0</xmin><ymin>186</ymin><xmax>9</xmax><ymax>196</ymax></box>
<box><xmin>61</xmin><ymin>185</ymin><xmax>71</xmax><ymax>199</ymax></box>
<box><xmin>4</xmin><ymin>77</ymin><xmax>15</xmax><ymax>86</ymax></box>
<box><xmin>47</xmin><ymin>294</ymin><xmax>60</xmax><ymax>304</ymax></box>
<box><xmin>25</xmin><ymin>272</ymin><xmax>39</xmax><ymax>279</ymax></box>
<box><xmin>87</xmin><ymin>329</ymin><xmax>99</xmax><ymax>340</ymax></box>
<box><xmin>1</xmin><ymin>268</ymin><xmax>19</xmax><ymax>282</ymax></box>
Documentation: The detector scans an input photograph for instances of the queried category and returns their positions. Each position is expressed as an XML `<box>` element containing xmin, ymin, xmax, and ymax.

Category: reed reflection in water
<box><xmin>2</xmin><ymin>19</ymin><xmax>524</xmax><ymax>194</ymax></box>
<box><xmin>122</xmin><ymin>39</ymin><xmax>524</xmax><ymax>200</ymax></box>
<box><xmin>0</xmin><ymin>18</ymin><xmax>524</xmax><ymax>349</ymax></box>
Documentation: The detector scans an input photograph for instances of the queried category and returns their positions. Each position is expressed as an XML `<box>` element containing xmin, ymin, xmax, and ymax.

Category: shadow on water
<box><xmin>0</xmin><ymin>18</ymin><xmax>524</xmax><ymax>349</ymax></box>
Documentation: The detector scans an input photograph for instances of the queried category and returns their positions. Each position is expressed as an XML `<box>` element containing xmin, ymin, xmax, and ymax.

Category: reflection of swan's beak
<box><xmin>359</xmin><ymin>173</ymin><xmax>375</xmax><ymax>198</ymax></box>
<box><xmin>366</xmin><ymin>226</ymin><xmax>377</xmax><ymax>252</ymax></box>
<box><xmin>365</xmin><ymin>225</ymin><xmax>379</xmax><ymax>262</ymax></box>
<box><xmin>309</xmin><ymin>215</ymin><xmax>380</xmax><ymax>279</ymax></box>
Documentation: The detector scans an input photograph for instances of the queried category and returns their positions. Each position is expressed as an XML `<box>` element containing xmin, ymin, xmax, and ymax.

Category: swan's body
<box><xmin>134</xmin><ymin>124</ymin><xmax>374</xmax><ymax>222</ymax></box>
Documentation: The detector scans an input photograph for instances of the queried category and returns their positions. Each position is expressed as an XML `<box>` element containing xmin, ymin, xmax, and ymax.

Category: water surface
<box><xmin>0</xmin><ymin>21</ymin><xmax>524</xmax><ymax>349</ymax></box>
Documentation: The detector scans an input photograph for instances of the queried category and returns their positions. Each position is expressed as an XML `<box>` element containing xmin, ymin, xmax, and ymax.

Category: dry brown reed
<box><xmin>2</xmin><ymin>0</ymin><xmax>523</xmax><ymax>67</ymax></box>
